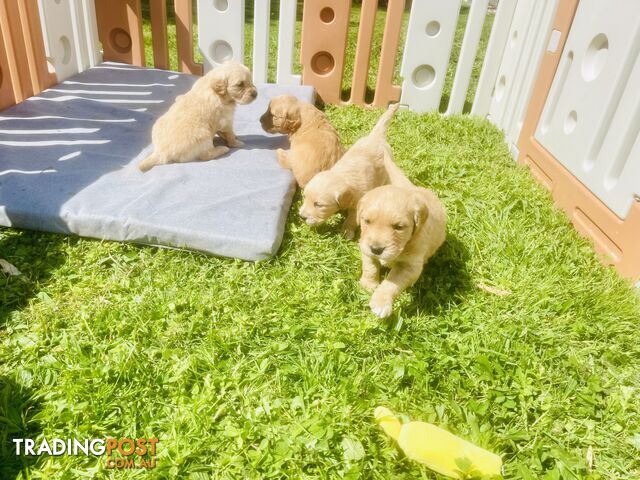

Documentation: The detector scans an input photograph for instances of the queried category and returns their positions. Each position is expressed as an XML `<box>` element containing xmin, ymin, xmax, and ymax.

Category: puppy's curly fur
<box><xmin>298</xmin><ymin>103</ymin><xmax>406</xmax><ymax>239</ymax></box>
<box><xmin>138</xmin><ymin>61</ymin><xmax>257</xmax><ymax>172</ymax></box>
<box><xmin>357</xmin><ymin>185</ymin><xmax>447</xmax><ymax>318</ymax></box>
<box><xmin>260</xmin><ymin>95</ymin><xmax>344</xmax><ymax>187</ymax></box>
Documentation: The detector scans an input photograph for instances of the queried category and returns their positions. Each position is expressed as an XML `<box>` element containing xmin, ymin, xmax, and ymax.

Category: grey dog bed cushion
<box><xmin>0</xmin><ymin>62</ymin><xmax>315</xmax><ymax>260</ymax></box>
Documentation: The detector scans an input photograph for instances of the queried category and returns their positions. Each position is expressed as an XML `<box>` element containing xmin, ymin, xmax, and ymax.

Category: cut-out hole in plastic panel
<box><xmin>210</xmin><ymin>40</ymin><xmax>233</xmax><ymax>63</ymax></box>
<box><xmin>412</xmin><ymin>64</ymin><xmax>436</xmax><ymax>89</ymax></box>
<box><xmin>426</xmin><ymin>21</ymin><xmax>440</xmax><ymax>37</ymax></box>
<box><xmin>59</xmin><ymin>36</ymin><xmax>72</xmax><ymax>65</ymax></box>
<box><xmin>582</xmin><ymin>33</ymin><xmax>608</xmax><ymax>82</ymax></box>
<box><xmin>214</xmin><ymin>0</ymin><xmax>228</xmax><ymax>12</ymax></box>
<box><xmin>109</xmin><ymin>28</ymin><xmax>132</xmax><ymax>54</ymax></box>
<box><xmin>564</xmin><ymin>110</ymin><xmax>577</xmax><ymax>134</ymax></box>
<box><xmin>320</xmin><ymin>7</ymin><xmax>335</xmax><ymax>24</ymax></box>
<box><xmin>311</xmin><ymin>51</ymin><xmax>335</xmax><ymax>76</ymax></box>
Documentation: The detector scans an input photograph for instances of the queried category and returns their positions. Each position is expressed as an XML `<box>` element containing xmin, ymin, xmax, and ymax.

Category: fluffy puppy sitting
<box><xmin>260</xmin><ymin>95</ymin><xmax>344</xmax><ymax>187</ymax></box>
<box><xmin>299</xmin><ymin>103</ymin><xmax>403</xmax><ymax>239</ymax></box>
<box><xmin>358</xmin><ymin>185</ymin><xmax>447</xmax><ymax>318</ymax></box>
<box><xmin>138</xmin><ymin>61</ymin><xmax>257</xmax><ymax>172</ymax></box>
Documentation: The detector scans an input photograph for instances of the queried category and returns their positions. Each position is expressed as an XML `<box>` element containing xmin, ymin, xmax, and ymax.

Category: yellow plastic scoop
<box><xmin>374</xmin><ymin>407</ymin><xmax>502</xmax><ymax>478</ymax></box>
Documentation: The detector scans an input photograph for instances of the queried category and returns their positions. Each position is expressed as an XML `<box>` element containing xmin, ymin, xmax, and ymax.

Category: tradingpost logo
<box><xmin>13</xmin><ymin>437</ymin><xmax>159</xmax><ymax>469</ymax></box>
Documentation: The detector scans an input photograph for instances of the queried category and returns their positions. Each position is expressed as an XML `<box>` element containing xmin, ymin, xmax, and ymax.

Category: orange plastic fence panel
<box><xmin>95</xmin><ymin>0</ymin><xmax>145</xmax><ymax>66</ymax></box>
<box><xmin>1</xmin><ymin>0</ymin><xmax>35</xmax><ymax>101</ymax></box>
<box><xmin>174</xmin><ymin>0</ymin><xmax>202</xmax><ymax>75</ymax></box>
<box><xmin>0</xmin><ymin>17</ymin><xmax>17</xmax><ymax>109</ymax></box>
<box><xmin>300</xmin><ymin>0</ymin><xmax>351</xmax><ymax>105</ymax></box>
<box><xmin>372</xmin><ymin>0</ymin><xmax>404</xmax><ymax>107</ymax></box>
<box><xmin>19</xmin><ymin>0</ymin><xmax>56</xmax><ymax>93</ymax></box>
<box><xmin>517</xmin><ymin>0</ymin><xmax>640</xmax><ymax>281</ymax></box>
<box><xmin>0</xmin><ymin>0</ymin><xmax>54</xmax><ymax>110</ymax></box>
<box><xmin>149</xmin><ymin>0</ymin><xmax>169</xmax><ymax>70</ymax></box>
<box><xmin>348</xmin><ymin>0</ymin><xmax>376</xmax><ymax>105</ymax></box>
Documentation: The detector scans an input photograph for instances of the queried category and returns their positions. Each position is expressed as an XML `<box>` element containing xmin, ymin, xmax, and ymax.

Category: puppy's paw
<box><xmin>214</xmin><ymin>145</ymin><xmax>230</xmax><ymax>156</ymax></box>
<box><xmin>341</xmin><ymin>227</ymin><xmax>356</xmax><ymax>240</ymax></box>
<box><xmin>369</xmin><ymin>290</ymin><xmax>394</xmax><ymax>319</ymax></box>
<box><xmin>359</xmin><ymin>276</ymin><xmax>379</xmax><ymax>292</ymax></box>
<box><xmin>229</xmin><ymin>139</ymin><xmax>245</xmax><ymax>148</ymax></box>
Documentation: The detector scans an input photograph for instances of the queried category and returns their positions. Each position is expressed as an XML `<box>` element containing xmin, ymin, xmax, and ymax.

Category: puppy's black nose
<box><xmin>299</xmin><ymin>213</ymin><xmax>308</xmax><ymax>220</ymax></box>
<box><xmin>370</xmin><ymin>245</ymin><xmax>385</xmax><ymax>255</ymax></box>
<box><xmin>250</xmin><ymin>89</ymin><xmax>258</xmax><ymax>99</ymax></box>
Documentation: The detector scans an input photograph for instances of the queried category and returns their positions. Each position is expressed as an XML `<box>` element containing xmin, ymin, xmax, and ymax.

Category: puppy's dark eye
<box><xmin>363</xmin><ymin>219</ymin><xmax>371</xmax><ymax>225</ymax></box>
<box><xmin>392</xmin><ymin>223</ymin><xmax>405</xmax><ymax>230</ymax></box>
<box><xmin>237</xmin><ymin>81</ymin><xmax>245</xmax><ymax>88</ymax></box>
<box><xmin>314</xmin><ymin>202</ymin><xmax>324</xmax><ymax>208</ymax></box>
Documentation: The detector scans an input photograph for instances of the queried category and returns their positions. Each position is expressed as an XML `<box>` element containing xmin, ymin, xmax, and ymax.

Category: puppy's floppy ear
<box><xmin>411</xmin><ymin>194</ymin><xmax>429</xmax><ymax>234</ymax></box>
<box><xmin>206</xmin><ymin>69</ymin><xmax>228</xmax><ymax>97</ymax></box>
<box><xmin>356</xmin><ymin>200</ymin><xmax>364</xmax><ymax>226</ymax></box>
<box><xmin>284</xmin><ymin>105</ymin><xmax>302</xmax><ymax>133</ymax></box>
<box><xmin>212</xmin><ymin>76</ymin><xmax>228</xmax><ymax>97</ymax></box>
<box><xmin>334</xmin><ymin>184</ymin><xmax>353</xmax><ymax>210</ymax></box>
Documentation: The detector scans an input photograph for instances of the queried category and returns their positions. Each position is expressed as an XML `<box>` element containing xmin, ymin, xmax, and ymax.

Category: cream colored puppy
<box><xmin>138</xmin><ymin>61</ymin><xmax>257</xmax><ymax>172</ymax></box>
<box><xmin>358</xmin><ymin>185</ymin><xmax>447</xmax><ymax>318</ymax></box>
<box><xmin>299</xmin><ymin>103</ymin><xmax>403</xmax><ymax>239</ymax></box>
<box><xmin>259</xmin><ymin>95</ymin><xmax>344</xmax><ymax>187</ymax></box>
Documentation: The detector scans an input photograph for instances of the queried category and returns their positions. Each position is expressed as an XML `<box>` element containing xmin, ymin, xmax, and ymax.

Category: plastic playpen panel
<box><xmin>300</xmin><ymin>0</ymin><xmax>351</xmax><ymax>105</ymax></box>
<box><xmin>276</xmin><ymin>0</ymin><xmax>302</xmax><ymax>85</ymax></box>
<box><xmin>174</xmin><ymin>0</ymin><xmax>203</xmax><ymax>75</ymax></box>
<box><xmin>399</xmin><ymin>0</ymin><xmax>461</xmax><ymax>113</ymax></box>
<box><xmin>94</xmin><ymin>0</ymin><xmax>145</xmax><ymax>67</ymax></box>
<box><xmin>488</xmin><ymin>0</ymin><xmax>559</xmax><ymax>155</ymax></box>
<box><xmin>148</xmin><ymin>0</ymin><xmax>170</xmax><ymax>70</ymax></box>
<box><xmin>534</xmin><ymin>0</ymin><xmax>640</xmax><ymax>220</ymax></box>
<box><xmin>518</xmin><ymin>0</ymin><xmax>640</xmax><ymax>280</ymax></box>
<box><xmin>252</xmin><ymin>0</ymin><xmax>271</xmax><ymax>83</ymax></box>
<box><xmin>471</xmin><ymin>0</ymin><xmax>518</xmax><ymax>117</ymax></box>
<box><xmin>37</xmin><ymin>0</ymin><xmax>101</xmax><ymax>81</ymax></box>
<box><xmin>197</xmin><ymin>0</ymin><xmax>245</xmax><ymax>72</ymax></box>
<box><xmin>446</xmin><ymin>0</ymin><xmax>489</xmax><ymax>115</ymax></box>
<box><xmin>0</xmin><ymin>0</ymin><xmax>56</xmax><ymax>109</ymax></box>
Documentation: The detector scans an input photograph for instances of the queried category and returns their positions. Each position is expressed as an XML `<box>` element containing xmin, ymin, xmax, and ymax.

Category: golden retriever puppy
<box><xmin>299</xmin><ymin>103</ymin><xmax>403</xmax><ymax>239</ymax></box>
<box><xmin>259</xmin><ymin>95</ymin><xmax>344</xmax><ymax>187</ymax></box>
<box><xmin>138</xmin><ymin>61</ymin><xmax>257</xmax><ymax>172</ymax></box>
<box><xmin>357</xmin><ymin>185</ymin><xmax>447</xmax><ymax>318</ymax></box>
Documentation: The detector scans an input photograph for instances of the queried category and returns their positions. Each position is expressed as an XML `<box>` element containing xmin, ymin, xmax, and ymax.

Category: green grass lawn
<box><xmin>2</xmin><ymin>4</ymin><xmax>640</xmax><ymax>480</ymax></box>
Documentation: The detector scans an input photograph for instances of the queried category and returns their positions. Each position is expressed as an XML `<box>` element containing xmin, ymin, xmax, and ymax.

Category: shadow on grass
<box><xmin>403</xmin><ymin>233</ymin><xmax>472</xmax><ymax>316</ymax></box>
<box><xmin>438</xmin><ymin>94</ymin><xmax>473</xmax><ymax>114</ymax></box>
<box><xmin>340</xmin><ymin>85</ymin><xmax>377</xmax><ymax>105</ymax></box>
<box><xmin>0</xmin><ymin>229</ymin><xmax>67</xmax><ymax>328</ymax></box>
<box><xmin>0</xmin><ymin>375</ymin><xmax>42</xmax><ymax>479</ymax></box>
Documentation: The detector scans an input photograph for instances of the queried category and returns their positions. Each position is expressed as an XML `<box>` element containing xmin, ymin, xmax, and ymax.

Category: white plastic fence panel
<box><xmin>400</xmin><ymin>0</ymin><xmax>461</xmax><ymax>112</ymax></box>
<box><xmin>37</xmin><ymin>0</ymin><xmax>101</xmax><ymax>81</ymax></box>
<box><xmin>487</xmin><ymin>0</ymin><xmax>558</xmax><ymax>155</ymax></box>
<box><xmin>534</xmin><ymin>0</ymin><xmax>640</xmax><ymax>219</ymax></box>
<box><xmin>471</xmin><ymin>0</ymin><xmax>517</xmax><ymax>117</ymax></box>
<box><xmin>446</xmin><ymin>0</ymin><xmax>488</xmax><ymax>114</ymax></box>
<box><xmin>197</xmin><ymin>0</ymin><xmax>245</xmax><ymax>72</ymax></box>
<box><xmin>75</xmin><ymin>0</ymin><xmax>101</xmax><ymax>69</ymax></box>
<box><xmin>276</xmin><ymin>0</ymin><xmax>301</xmax><ymax>85</ymax></box>
<box><xmin>252</xmin><ymin>0</ymin><xmax>270</xmax><ymax>83</ymax></box>
<box><xmin>502</xmin><ymin>0</ymin><xmax>558</xmax><ymax>153</ymax></box>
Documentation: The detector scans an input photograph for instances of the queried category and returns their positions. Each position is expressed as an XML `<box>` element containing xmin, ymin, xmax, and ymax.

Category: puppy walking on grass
<box><xmin>138</xmin><ymin>61</ymin><xmax>257</xmax><ymax>172</ymax></box>
<box><xmin>358</xmin><ymin>185</ymin><xmax>447</xmax><ymax>318</ymax></box>
<box><xmin>299</xmin><ymin>103</ymin><xmax>406</xmax><ymax>239</ymax></box>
